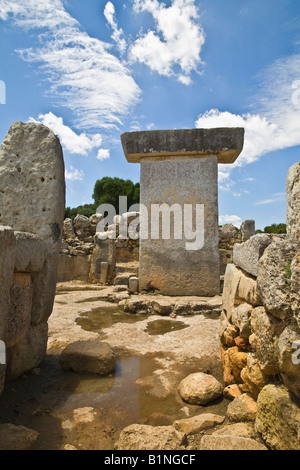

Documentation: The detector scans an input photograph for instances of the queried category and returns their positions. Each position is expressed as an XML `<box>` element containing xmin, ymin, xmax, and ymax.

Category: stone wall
<box><xmin>59</xmin><ymin>215</ymin><xmax>252</xmax><ymax>286</ymax></box>
<box><xmin>0</xmin><ymin>122</ymin><xmax>65</xmax><ymax>393</ymax></box>
<box><xmin>220</xmin><ymin>162</ymin><xmax>300</xmax><ymax>450</ymax></box>
<box><xmin>58</xmin><ymin>212</ymin><xmax>139</xmax><ymax>283</ymax></box>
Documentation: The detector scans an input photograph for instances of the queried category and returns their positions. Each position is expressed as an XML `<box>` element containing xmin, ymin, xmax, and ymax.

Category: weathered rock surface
<box><xmin>250</xmin><ymin>306</ymin><xmax>284</xmax><ymax>375</ymax></box>
<box><xmin>6</xmin><ymin>322</ymin><xmax>48</xmax><ymax>380</ymax></box>
<box><xmin>233</xmin><ymin>234</ymin><xmax>271</xmax><ymax>278</ymax></box>
<box><xmin>226</xmin><ymin>394</ymin><xmax>258</xmax><ymax>422</ymax></box>
<box><xmin>255</xmin><ymin>385</ymin><xmax>300</xmax><ymax>450</ymax></box>
<box><xmin>115</xmin><ymin>424</ymin><xmax>186</xmax><ymax>450</ymax></box>
<box><xmin>173</xmin><ymin>413</ymin><xmax>225</xmax><ymax>435</ymax></box>
<box><xmin>59</xmin><ymin>341</ymin><xmax>116</xmax><ymax>376</ymax></box>
<box><xmin>197</xmin><ymin>434</ymin><xmax>267</xmax><ymax>451</ymax></box>
<box><xmin>0</xmin><ymin>226</ymin><xmax>15</xmax><ymax>341</ymax></box>
<box><xmin>257</xmin><ymin>237</ymin><xmax>298</xmax><ymax>320</ymax></box>
<box><xmin>14</xmin><ymin>231</ymin><xmax>46</xmax><ymax>273</ymax></box>
<box><xmin>240</xmin><ymin>354</ymin><xmax>269</xmax><ymax>400</ymax></box>
<box><xmin>177</xmin><ymin>372</ymin><xmax>223</xmax><ymax>405</ymax></box>
<box><xmin>213</xmin><ymin>422</ymin><xmax>256</xmax><ymax>439</ymax></box>
<box><xmin>6</xmin><ymin>273</ymin><xmax>33</xmax><ymax>347</ymax></box>
<box><xmin>286</xmin><ymin>161</ymin><xmax>300</xmax><ymax>240</ymax></box>
<box><xmin>0</xmin><ymin>423</ymin><xmax>39</xmax><ymax>450</ymax></box>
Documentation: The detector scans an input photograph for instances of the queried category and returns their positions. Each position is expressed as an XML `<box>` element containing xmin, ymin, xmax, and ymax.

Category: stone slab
<box><xmin>139</xmin><ymin>156</ymin><xmax>220</xmax><ymax>296</ymax></box>
<box><xmin>121</xmin><ymin>128</ymin><xmax>245</xmax><ymax>164</ymax></box>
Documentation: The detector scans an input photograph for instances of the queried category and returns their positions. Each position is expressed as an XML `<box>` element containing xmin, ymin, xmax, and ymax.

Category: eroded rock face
<box><xmin>0</xmin><ymin>121</ymin><xmax>65</xmax><ymax>382</ymax></box>
<box><xmin>255</xmin><ymin>385</ymin><xmax>300</xmax><ymax>450</ymax></box>
<box><xmin>287</xmin><ymin>162</ymin><xmax>300</xmax><ymax>241</ymax></box>
<box><xmin>0</xmin><ymin>122</ymin><xmax>65</xmax><ymax>250</ymax></box>
<box><xmin>233</xmin><ymin>234</ymin><xmax>271</xmax><ymax>278</ymax></box>
<box><xmin>257</xmin><ymin>237</ymin><xmax>298</xmax><ymax>320</ymax></box>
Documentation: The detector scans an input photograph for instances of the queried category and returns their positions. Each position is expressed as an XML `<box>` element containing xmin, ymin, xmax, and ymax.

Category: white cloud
<box><xmin>65</xmin><ymin>166</ymin><xmax>84</xmax><ymax>181</ymax></box>
<box><xmin>2</xmin><ymin>0</ymin><xmax>141</xmax><ymax>131</ymax></box>
<box><xmin>130</xmin><ymin>0</ymin><xmax>205</xmax><ymax>83</ymax></box>
<box><xmin>254</xmin><ymin>193</ymin><xmax>286</xmax><ymax>206</ymax></box>
<box><xmin>97</xmin><ymin>148</ymin><xmax>110</xmax><ymax>161</ymax></box>
<box><xmin>219</xmin><ymin>214</ymin><xmax>242</xmax><ymax>228</ymax></box>
<box><xmin>29</xmin><ymin>112</ymin><xmax>102</xmax><ymax>155</ymax></box>
<box><xmin>104</xmin><ymin>2</ymin><xmax>127</xmax><ymax>53</ymax></box>
<box><xmin>195</xmin><ymin>53</ymin><xmax>300</xmax><ymax>174</ymax></box>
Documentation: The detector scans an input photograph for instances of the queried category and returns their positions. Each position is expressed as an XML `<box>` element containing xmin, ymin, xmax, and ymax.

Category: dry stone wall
<box><xmin>220</xmin><ymin>161</ymin><xmax>300</xmax><ymax>450</ymax></box>
<box><xmin>0</xmin><ymin>122</ymin><xmax>65</xmax><ymax>392</ymax></box>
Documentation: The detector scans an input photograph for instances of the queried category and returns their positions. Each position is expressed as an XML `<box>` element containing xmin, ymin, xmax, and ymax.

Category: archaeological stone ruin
<box><xmin>121</xmin><ymin>129</ymin><xmax>244</xmax><ymax>296</ymax></box>
<box><xmin>0</xmin><ymin>121</ymin><xmax>65</xmax><ymax>391</ymax></box>
<box><xmin>0</xmin><ymin>120</ymin><xmax>300</xmax><ymax>451</ymax></box>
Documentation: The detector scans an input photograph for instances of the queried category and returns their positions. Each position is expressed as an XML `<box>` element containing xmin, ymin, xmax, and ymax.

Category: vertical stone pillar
<box><xmin>0</xmin><ymin>121</ymin><xmax>65</xmax><ymax>379</ymax></box>
<box><xmin>121</xmin><ymin>128</ymin><xmax>244</xmax><ymax>296</ymax></box>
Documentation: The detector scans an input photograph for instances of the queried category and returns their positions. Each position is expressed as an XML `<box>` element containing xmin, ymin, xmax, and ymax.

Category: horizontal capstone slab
<box><xmin>121</xmin><ymin>128</ymin><xmax>244</xmax><ymax>164</ymax></box>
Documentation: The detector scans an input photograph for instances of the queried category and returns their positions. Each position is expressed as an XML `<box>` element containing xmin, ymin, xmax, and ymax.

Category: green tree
<box><xmin>264</xmin><ymin>223</ymin><xmax>287</xmax><ymax>234</ymax></box>
<box><xmin>65</xmin><ymin>203</ymin><xmax>96</xmax><ymax>220</ymax></box>
<box><xmin>92</xmin><ymin>177</ymin><xmax>140</xmax><ymax>213</ymax></box>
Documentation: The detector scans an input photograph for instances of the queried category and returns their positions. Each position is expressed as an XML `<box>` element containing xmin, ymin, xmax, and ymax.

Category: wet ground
<box><xmin>0</xmin><ymin>285</ymin><xmax>227</xmax><ymax>450</ymax></box>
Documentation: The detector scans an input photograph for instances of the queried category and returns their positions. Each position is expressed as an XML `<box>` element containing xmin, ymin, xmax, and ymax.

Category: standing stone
<box><xmin>0</xmin><ymin>122</ymin><xmax>65</xmax><ymax>325</ymax></box>
<box><xmin>121</xmin><ymin>128</ymin><xmax>244</xmax><ymax>296</ymax></box>
<box><xmin>89</xmin><ymin>233</ymin><xmax>116</xmax><ymax>283</ymax></box>
<box><xmin>286</xmin><ymin>162</ymin><xmax>300</xmax><ymax>241</ymax></box>
<box><xmin>241</xmin><ymin>220</ymin><xmax>255</xmax><ymax>242</ymax></box>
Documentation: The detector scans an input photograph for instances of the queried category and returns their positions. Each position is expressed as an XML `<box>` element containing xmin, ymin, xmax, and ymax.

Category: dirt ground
<box><xmin>0</xmin><ymin>283</ymin><xmax>227</xmax><ymax>450</ymax></box>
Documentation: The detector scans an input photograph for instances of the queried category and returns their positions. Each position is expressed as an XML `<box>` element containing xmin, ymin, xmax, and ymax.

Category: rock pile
<box><xmin>58</xmin><ymin>212</ymin><xmax>140</xmax><ymax>283</ymax></box>
<box><xmin>220</xmin><ymin>160</ymin><xmax>300</xmax><ymax>450</ymax></box>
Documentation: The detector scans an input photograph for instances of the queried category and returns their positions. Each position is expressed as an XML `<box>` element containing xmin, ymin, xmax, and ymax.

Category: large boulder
<box><xmin>257</xmin><ymin>237</ymin><xmax>299</xmax><ymax>320</ymax></box>
<box><xmin>249</xmin><ymin>306</ymin><xmax>284</xmax><ymax>375</ymax></box>
<box><xmin>255</xmin><ymin>385</ymin><xmax>300</xmax><ymax>450</ymax></box>
<box><xmin>226</xmin><ymin>394</ymin><xmax>258</xmax><ymax>422</ymax></box>
<box><xmin>177</xmin><ymin>372</ymin><xmax>223</xmax><ymax>405</ymax></box>
<box><xmin>233</xmin><ymin>234</ymin><xmax>271</xmax><ymax>278</ymax></box>
<box><xmin>59</xmin><ymin>341</ymin><xmax>116</xmax><ymax>376</ymax></box>
<box><xmin>115</xmin><ymin>424</ymin><xmax>186</xmax><ymax>451</ymax></box>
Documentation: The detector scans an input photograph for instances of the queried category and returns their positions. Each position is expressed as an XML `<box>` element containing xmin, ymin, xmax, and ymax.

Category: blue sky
<box><xmin>0</xmin><ymin>0</ymin><xmax>299</xmax><ymax>230</ymax></box>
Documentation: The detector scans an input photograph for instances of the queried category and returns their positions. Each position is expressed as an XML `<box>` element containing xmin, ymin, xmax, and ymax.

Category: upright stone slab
<box><xmin>0</xmin><ymin>122</ymin><xmax>65</xmax><ymax>324</ymax></box>
<box><xmin>121</xmin><ymin>128</ymin><xmax>244</xmax><ymax>296</ymax></box>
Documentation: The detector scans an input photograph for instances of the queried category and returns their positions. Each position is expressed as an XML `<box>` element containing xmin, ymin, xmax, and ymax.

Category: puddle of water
<box><xmin>145</xmin><ymin>319</ymin><xmax>189</xmax><ymax>336</ymax></box>
<box><xmin>76</xmin><ymin>306</ymin><xmax>146</xmax><ymax>333</ymax></box>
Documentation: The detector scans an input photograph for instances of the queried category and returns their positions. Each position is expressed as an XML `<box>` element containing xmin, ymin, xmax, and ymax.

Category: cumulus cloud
<box><xmin>219</xmin><ymin>214</ymin><xmax>242</xmax><ymax>228</ymax></box>
<box><xmin>195</xmin><ymin>53</ymin><xmax>300</xmax><ymax>178</ymax></box>
<box><xmin>130</xmin><ymin>0</ymin><xmax>205</xmax><ymax>84</ymax></box>
<box><xmin>29</xmin><ymin>112</ymin><xmax>103</xmax><ymax>155</ymax></box>
<box><xmin>2</xmin><ymin>0</ymin><xmax>141</xmax><ymax>131</ymax></box>
<box><xmin>65</xmin><ymin>166</ymin><xmax>84</xmax><ymax>181</ymax></box>
<box><xmin>97</xmin><ymin>148</ymin><xmax>111</xmax><ymax>161</ymax></box>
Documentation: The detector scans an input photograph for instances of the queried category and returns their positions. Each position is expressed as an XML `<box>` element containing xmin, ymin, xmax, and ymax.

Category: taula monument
<box><xmin>121</xmin><ymin>128</ymin><xmax>245</xmax><ymax>296</ymax></box>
